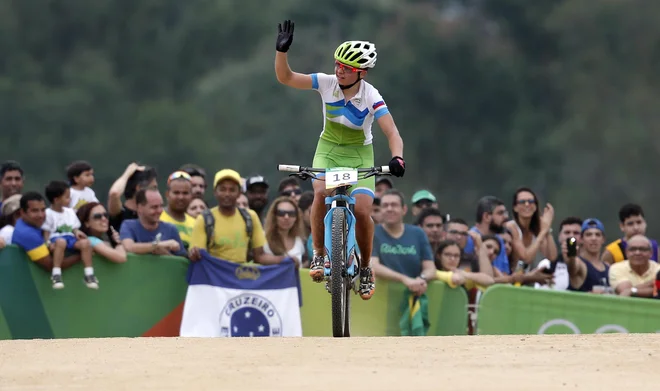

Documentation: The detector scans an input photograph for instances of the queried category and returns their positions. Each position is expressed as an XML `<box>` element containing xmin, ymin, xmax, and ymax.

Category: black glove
<box><xmin>276</xmin><ymin>20</ymin><xmax>295</xmax><ymax>53</ymax></box>
<box><xmin>389</xmin><ymin>156</ymin><xmax>405</xmax><ymax>177</ymax></box>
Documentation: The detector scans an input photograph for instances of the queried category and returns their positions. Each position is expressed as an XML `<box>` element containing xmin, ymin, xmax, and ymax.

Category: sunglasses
<box><xmin>167</xmin><ymin>171</ymin><xmax>192</xmax><ymax>185</ymax></box>
<box><xmin>334</xmin><ymin>61</ymin><xmax>362</xmax><ymax>73</ymax></box>
<box><xmin>447</xmin><ymin>229</ymin><xmax>468</xmax><ymax>237</ymax></box>
<box><xmin>276</xmin><ymin>210</ymin><xmax>297</xmax><ymax>218</ymax></box>
<box><xmin>628</xmin><ymin>246</ymin><xmax>651</xmax><ymax>253</ymax></box>
<box><xmin>91</xmin><ymin>212</ymin><xmax>109</xmax><ymax>220</ymax></box>
<box><xmin>280</xmin><ymin>188</ymin><xmax>302</xmax><ymax>197</ymax></box>
<box><xmin>516</xmin><ymin>199</ymin><xmax>535</xmax><ymax>205</ymax></box>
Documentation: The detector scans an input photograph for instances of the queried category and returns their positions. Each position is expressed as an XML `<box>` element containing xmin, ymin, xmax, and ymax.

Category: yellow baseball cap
<box><xmin>213</xmin><ymin>169</ymin><xmax>242</xmax><ymax>188</ymax></box>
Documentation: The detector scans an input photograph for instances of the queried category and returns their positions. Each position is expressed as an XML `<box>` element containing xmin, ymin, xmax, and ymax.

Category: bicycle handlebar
<box><xmin>278</xmin><ymin>165</ymin><xmax>390</xmax><ymax>174</ymax></box>
<box><xmin>277</xmin><ymin>164</ymin><xmax>390</xmax><ymax>181</ymax></box>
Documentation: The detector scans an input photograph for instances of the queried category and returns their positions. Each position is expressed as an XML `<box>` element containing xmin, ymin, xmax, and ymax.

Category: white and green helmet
<box><xmin>334</xmin><ymin>41</ymin><xmax>377</xmax><ymax>69</ymax></box>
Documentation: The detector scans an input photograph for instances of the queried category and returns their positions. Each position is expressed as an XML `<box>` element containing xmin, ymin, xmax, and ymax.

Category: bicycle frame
<box><xmin>322</xmin><ymin>186</ymin><xmax>359</xmax><ymax>280</ymax></box>
<box><xmin>277</xmin><ymin>163</ymin><xmax>390</xmax><ymax>337</ymax></box>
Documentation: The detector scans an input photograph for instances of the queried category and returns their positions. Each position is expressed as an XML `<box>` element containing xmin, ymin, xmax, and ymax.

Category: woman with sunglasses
<box><xmin>76</xmin><ymin>202</ymin><xmax>127</xmax><ymax>263</ymax></box>
<box><xmin>504</xmin><ymin>187</ymin><xmax>557</xmax><ymax>269</ymax></box>
<box><xmin>263</xmin><ymin>197</ymin><xmax>307</xmax><ymax>268</ymax></box>
<box><xmin>273</xmin><ymin>20</ymin><xmax>406</xmax><ymax>300</ymax></box>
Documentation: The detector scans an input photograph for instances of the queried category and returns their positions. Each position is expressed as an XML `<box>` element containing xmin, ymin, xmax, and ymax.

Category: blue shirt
<box><xmin>464</xmin><ymin>226</ymin><xmax>511</xmax><ymax>274</ymax></box>
<box><xmin>119</xmin><ymin>219</ymin><xmax>187</xmax><ymax>258</ymax></box>
<box><xmin>372</xmin><ymin>224</ymin><xmax>433</xmax><ymax>279</ymax></box>
<box><xmin>12</xmin><ymin>218</ymin><xmax>50</xmax><ymax>261</ymax></box>
<box><xmin>89</xmin><ymin>236</ymin><xmax>103</xmax><ymax>247</ymax></box>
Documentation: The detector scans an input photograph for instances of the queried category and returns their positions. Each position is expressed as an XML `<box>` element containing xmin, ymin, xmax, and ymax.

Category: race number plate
<box><xmin>325</xmin><ymin>167</ymin><xmax>358</xmax><ymax>189</ymax></box>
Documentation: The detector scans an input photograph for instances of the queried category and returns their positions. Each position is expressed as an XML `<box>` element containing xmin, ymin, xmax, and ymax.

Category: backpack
<box><xmin>202</xmin><ymin>207</ymin><xmax>253</xmax><ymax>260</ymax></box>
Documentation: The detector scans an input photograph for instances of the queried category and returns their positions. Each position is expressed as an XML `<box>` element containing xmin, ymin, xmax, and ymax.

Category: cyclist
<box><xmin>274</xmin><ymin>20</ymin><xmax>406</xmax><ymax>300</ymax></box>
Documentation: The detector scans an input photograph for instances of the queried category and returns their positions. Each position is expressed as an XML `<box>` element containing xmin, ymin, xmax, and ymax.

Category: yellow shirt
<box><xmin>160</xmin><ymin>210</ymin><xmax>196</xmax><ymax>249</ymax></box>
<box><xmin>435</xmin><ymin>270</ymin><xmax>484</xmax><ymax>291</ymax></box>
<box><xmin>608</xmin><ymin>260</ymin><xmax>660</xmax><ymax>289</ymax></box>
<box><xmin>604</xmin><ymin>239</ymin><xmax>626</xmax><ymax>263</ymax></box>
<box><xmin>190</xmin><ymin>207</ymin><xmax>265</xmax><ymax>263</ymax></box>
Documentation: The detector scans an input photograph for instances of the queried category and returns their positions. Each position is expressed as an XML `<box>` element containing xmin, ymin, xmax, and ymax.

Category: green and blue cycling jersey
<box><xmin>310</xmin><ymin>73</ymin><xmax>390</xmax><ymax>197</ymax></box>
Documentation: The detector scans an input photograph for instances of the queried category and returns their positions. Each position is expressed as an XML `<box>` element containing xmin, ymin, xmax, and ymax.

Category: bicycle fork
<box><xmin>322</xmin><ymin>196</ymin><xmax>359</xmax><ymax>282</ymax></box>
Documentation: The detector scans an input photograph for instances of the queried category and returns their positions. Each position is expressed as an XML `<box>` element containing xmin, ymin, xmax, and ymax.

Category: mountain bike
<box><xmin>278</xmin><ymin>164</ymin><xmax>391</xmax><ymax>337</ymax></box>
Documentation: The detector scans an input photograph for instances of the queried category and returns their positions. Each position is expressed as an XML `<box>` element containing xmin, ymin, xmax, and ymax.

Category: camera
<box><xmin>567</xmin><ymin>237</ymin><xmax>577</xmax><ymax>257</ymax></box>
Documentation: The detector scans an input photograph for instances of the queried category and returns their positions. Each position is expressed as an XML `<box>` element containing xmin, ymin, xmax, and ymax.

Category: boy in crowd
<box><xmin>67</xmin><ymin>161</ymin><xmax>99</xmax><ymax>211</ymax></box>
<box><xmin>602</xmin><ymin>203</ymin><xmax>659</xmax><ymax>265</ymax></box>
<box><xmin>43</xmin><ymin>181</ymin><xmax>98</xmax><ymax>289</ymax></box>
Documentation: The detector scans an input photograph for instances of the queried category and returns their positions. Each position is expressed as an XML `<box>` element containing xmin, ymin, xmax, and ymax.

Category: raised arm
<box><xmin>274</xmin><ymin>20</ymin><xmax>313</xmax><ymax>90</ymax></box>
<box><xmin>507</xmin><ymin>204</ymin><xmax>555</xmax><ymax>264</ymax></box>
<box><xmin>108</xmin><ymin>163</ymin><xmax>143</xmax><ymax>216</ymax></box>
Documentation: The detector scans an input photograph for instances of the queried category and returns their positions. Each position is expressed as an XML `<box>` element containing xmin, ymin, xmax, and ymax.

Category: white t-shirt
<box><xmin>311</xmin><ymin>73</ymin><xmax>390</xmax><ymax>146</ymax></box>
<box><xmin>42</xmin><ymin>207</ymin><xmax>81</xmax><ymax>238</ymax></box>
<box><xmin>0</xmin><ymin>225</ymin><xmax>14</xmax><ymax>244</ymax></box>
<box><xmin>69</xmin><ymin>187</ymin><xmax>99</xmax><ymax>210</ymax></box>
<box><xmin>264</xmin><ymin>236</ymin><xmax>306</xmax><ymax>265</ymax></box>
<box><xmin>534</xmin><ymin>258</ymin><xmax>570</xmax><ymax>291</ymax></box>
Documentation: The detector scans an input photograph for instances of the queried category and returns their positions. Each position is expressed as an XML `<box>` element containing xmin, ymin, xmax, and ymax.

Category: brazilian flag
<box><xmin>399</xmin><ymin>293</ymin><xmax>430</xmax><ymax>336</ymax></box>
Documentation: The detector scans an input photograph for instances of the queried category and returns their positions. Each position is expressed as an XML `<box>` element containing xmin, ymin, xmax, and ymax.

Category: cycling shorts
<box><xmin>312</xmin><ymin>138</ymin><xmax>375</xmax><ymax>198</ymax></box>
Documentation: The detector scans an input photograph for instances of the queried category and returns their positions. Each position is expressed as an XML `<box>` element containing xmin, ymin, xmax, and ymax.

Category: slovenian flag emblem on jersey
<box><xmin>179</xmin><ymin>250</ymin><xmax>302</xmax><ymax>337</ymax></box>
<box><xmin>373</xmin><ymin>100</ymin><xmax>386</xmax><ymax>110</ymax></box>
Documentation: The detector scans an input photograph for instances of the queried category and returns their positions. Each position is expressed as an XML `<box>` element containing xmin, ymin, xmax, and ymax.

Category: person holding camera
<box><xmin>564</xmin><ymin>218</ymin><xmax>610</xmax><ymax>293</ymax></box>
<box><xmin>533</xmin><ymin>216</ymin><xmax>583</xmax><ymax>291</ymax></box>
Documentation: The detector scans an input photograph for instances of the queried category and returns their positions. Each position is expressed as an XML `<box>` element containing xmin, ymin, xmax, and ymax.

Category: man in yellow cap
<box><xmin>188</xmin><ymin>169</ymin><xmax>291</xmax><ymax>265</ymax></box>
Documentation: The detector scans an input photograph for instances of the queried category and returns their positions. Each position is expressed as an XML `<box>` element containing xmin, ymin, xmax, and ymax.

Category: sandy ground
<box><xmin>0</xmin><ymin>334</ymin><xmax>657</xmax><ymax>390</ymax></box>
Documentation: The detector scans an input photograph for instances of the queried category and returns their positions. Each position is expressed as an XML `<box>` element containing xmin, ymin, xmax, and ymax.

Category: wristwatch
<box><xmin>631</xmin><ymin>287</ymin><xmax>638</xmax><ymax>297</ymax></box>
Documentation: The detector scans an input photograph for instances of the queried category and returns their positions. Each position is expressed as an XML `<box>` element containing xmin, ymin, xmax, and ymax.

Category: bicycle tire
<box><xmin>344</xmin><ymin>249</ymin><xmax>361</xmax><ymax>337</ymax></box>
<box><xmin>343</xmin><ymin>278</ymin><xmax>351</xmax><ymax>337</ymax></box>
<box><xmin>330</xmin><ymin>208</ymin><xmax>347</xmax><ymax>337</ymax></box>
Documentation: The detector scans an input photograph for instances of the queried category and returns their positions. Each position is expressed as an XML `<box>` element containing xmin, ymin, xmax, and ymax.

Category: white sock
<box><xmin>52</xmin><ymin>267</ymin><xmax>62</xmax><ymax>276</ymax></box>
<box><xmin>84</xmin><ymin>267</ymin><xmax>94</xmax><ymax>276</ymax></box>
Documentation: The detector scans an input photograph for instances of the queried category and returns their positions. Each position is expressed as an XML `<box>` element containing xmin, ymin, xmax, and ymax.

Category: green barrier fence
<box><xmin>299</xmin><ymin>269</ymin><xmax>470</xmax><ymax>336</ymax></box>
<box><xmin>477</xmin><ymin>285</ymin><xmax>660</xmax><ymax>335</ymax></box>
<box><xmin>0</xmin><ymin>245</ymin><xmax>190</xmax><ymax>339</ymax></box>
<box><xmin>0</xmin><ymin>245</ymin><xmax>470</xmax><ymax>338</ymax></box>
<box><xmin>0</xmin><ymin>306</ymin><xmax>10</xmax><ymax>339</ymax></box>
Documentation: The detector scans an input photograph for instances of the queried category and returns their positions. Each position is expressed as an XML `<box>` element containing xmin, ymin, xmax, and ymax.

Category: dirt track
<box><xmin>0</xmin><ymin>334</ymin><xmax>657</xmax><ymax>390</ymax></box>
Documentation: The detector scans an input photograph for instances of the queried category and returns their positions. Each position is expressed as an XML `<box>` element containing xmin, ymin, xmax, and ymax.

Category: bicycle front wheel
<box><xmin>330</xmin><ymin>207</ymin><xmax>348</xmax><ymax>338</ymax></box>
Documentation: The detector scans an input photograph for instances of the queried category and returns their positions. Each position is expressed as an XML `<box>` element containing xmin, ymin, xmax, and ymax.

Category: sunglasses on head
<box><xmin>276</xmin><ymin>210</ymin><xmax>297</xmax><ymax>218</ymax></box>
<box><xmin>167</xmin><ymin>171</ymin><xmax>192</xmax><ymax>185</ymax></box>
<box><xmin>91</xmin><ymin>212</ymin><xmax>109</xmax><ymax>220</ymax></box>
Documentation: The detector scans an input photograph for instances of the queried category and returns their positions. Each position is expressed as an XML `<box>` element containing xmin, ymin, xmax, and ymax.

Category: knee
<box><xmin>78</xmin><ymin>238</ymin><xmax>91</xmax><ymax>249</ymax></box>
<box><xmin>354</xmin><ymin>202</ymin><xmax>373</xmax><ymax>220</ymax></box>
<box><xmin>54</xmin><ymin>238</ymin><xmax>67</xmax><ymax>248</ymax></box>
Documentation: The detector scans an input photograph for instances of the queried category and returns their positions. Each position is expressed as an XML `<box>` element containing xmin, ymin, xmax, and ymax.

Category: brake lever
<box><xmin>362</xmin><ymin>168</ymin><xmax>381</xmax><ymax>180</ymax></box>
<box><xmin>289</xmin><ymin>171</ymin><xmax>318</xmax><ymax>181</ymax></box>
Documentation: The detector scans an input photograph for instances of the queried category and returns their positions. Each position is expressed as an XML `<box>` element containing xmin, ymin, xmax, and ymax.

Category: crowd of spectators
<box><xmin>2</xmin><ymin>159</ymin><xmax>659</xmax><ymax>305</ymax></box>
